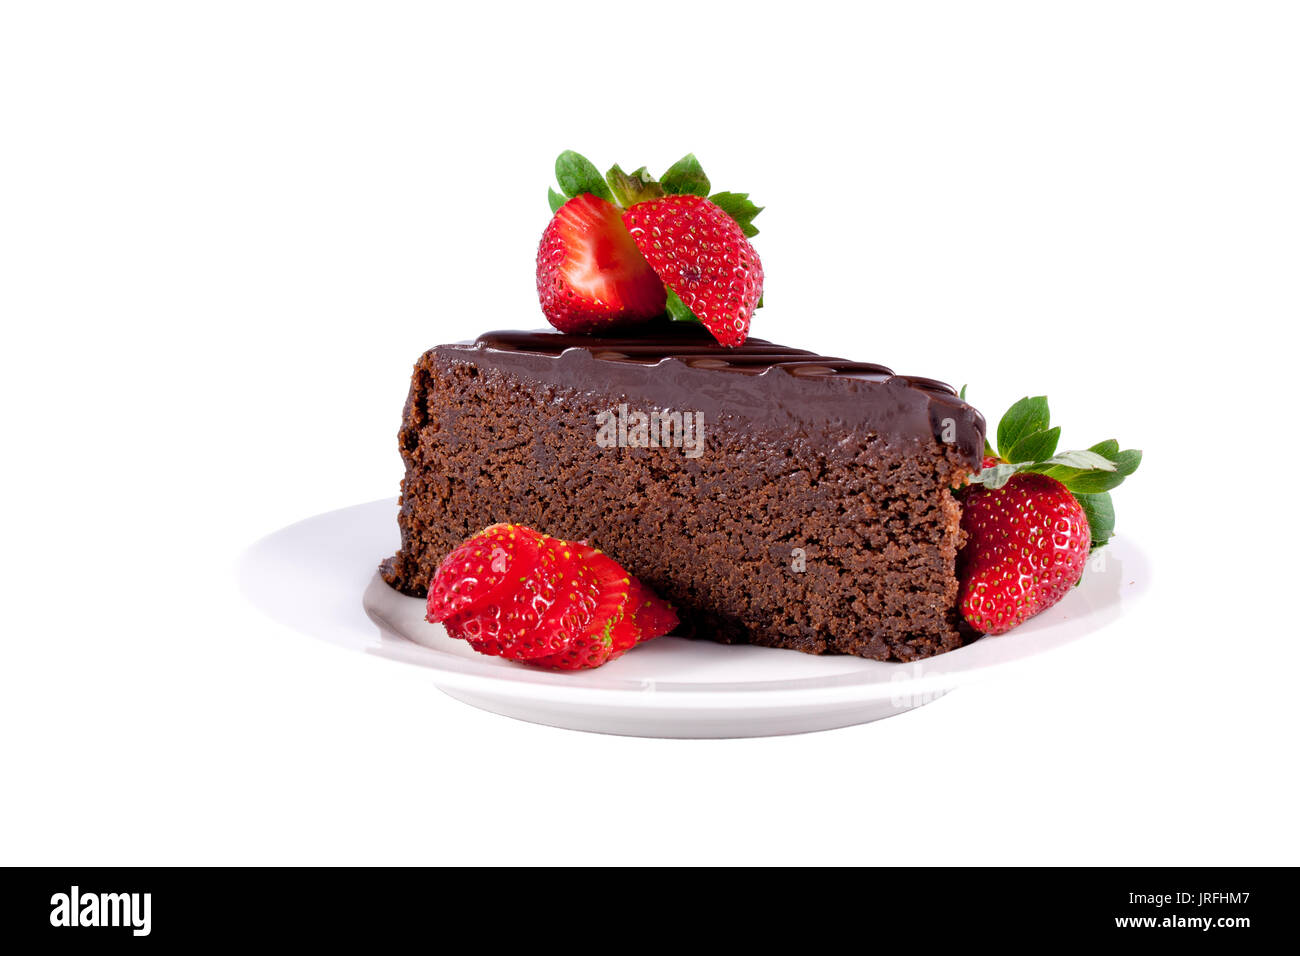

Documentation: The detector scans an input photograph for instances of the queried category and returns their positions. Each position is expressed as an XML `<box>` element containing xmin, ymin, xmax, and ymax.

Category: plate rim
<box><xmin>245</xmin><ymin>498</ymin><xmax>1148</xmax><ymax>713</ymax></box>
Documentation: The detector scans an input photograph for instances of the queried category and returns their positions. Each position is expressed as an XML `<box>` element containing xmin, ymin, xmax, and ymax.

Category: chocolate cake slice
<box><xmin>382</xmin><ymin>326</ymin><xmax>986</xmax><ymax>662</ymax></box>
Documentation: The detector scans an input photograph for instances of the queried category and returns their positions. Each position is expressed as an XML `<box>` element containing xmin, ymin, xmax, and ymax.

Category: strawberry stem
<box><xmin>606</xmin><ymin>164</ymin><xmax>665</xmax><ymax>208</ymax></box>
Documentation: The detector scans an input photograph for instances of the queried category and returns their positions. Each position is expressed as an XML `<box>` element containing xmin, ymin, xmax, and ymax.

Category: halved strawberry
<box><xmin>536</xmin><ymin>193</ymin><xmax>666</xmax><ymax>333</ymax></box>
<box><xmin>627</xmin><ymin>582</ymin><xmax>678</xmax><ymax>640</ymax></box>
<box><xmin>425</xmin><ymin>523</ymin><xmax>543</xmax><ymax>623</ymax></box>
<box><xmin>622</xmin><ymin>194</ymin><xmax>763</xmax><ymax>347</ymax></box>
<box><xmin>538</xmin><ymin>152</ymin><xmax>765</xmax><ymax>344</ymax></box>
<box><xmin>531</xmin><ymin>544</ymin><xmax>635</xmax><ymax>670</ymax></box>
<box><xmin>429</xmin><ymin>524</ymin><xmax>678</xmax><ymax>670</ymax></box>
<box><xmin>441</xmin><ymin>541</ymin><xmax>567</xmax><ymax>659</ymax></box>
<box><xmin>532</xmin><ymin>536</ymin><xmax>603</xmax><ymax>643</ymax></box>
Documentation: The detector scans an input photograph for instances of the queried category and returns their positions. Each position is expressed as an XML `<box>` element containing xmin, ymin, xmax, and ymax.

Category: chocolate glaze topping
<box><xmin>436</xmin><ymin>326</ymin><xmax>986</xmax><ymax>466</ymax></box>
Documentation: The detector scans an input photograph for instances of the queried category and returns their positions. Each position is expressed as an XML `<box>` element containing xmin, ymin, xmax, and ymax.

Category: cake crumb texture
<box><xmin>383</xmin><ymin>351</ymin><xmax>975</xmax><ymax>661</ymax></box>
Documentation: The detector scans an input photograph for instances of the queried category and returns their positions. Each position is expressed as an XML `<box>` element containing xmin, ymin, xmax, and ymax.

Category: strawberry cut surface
<box><xmin>536</xmin><ymin>193</ymin><xmax>666</xmax><ymax>334</ymax></box>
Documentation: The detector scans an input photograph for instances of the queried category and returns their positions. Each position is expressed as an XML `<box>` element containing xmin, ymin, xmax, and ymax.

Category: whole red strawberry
<box><xmin>427</xmin><ymin>524</ymin><xmax>678</xmax><ymax>669</ymax></box>
<box><xmin>538</xmin><ymin>151</ymin><xmax>765</xmax><ymax>345</ymax></box>
<box><xmin>959</xmin><ymin>473</ymin><xmax>1091</xmax><ymax>634</ymax></box>
<box><xmin>957</xmin><ymin>395</ymin><xmax>1142</xmax><ymax>635</ymax></box>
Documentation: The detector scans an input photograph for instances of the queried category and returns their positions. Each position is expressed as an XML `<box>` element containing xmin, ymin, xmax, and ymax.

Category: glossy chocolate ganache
<box><xmin>434</xmin><ymin>327</ymin><xmax>986</xmax><ymax>466</ymax></box>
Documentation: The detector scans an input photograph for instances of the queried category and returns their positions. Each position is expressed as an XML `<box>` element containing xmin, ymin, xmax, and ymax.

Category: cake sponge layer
<box><xmin>383</xmin><ymin>334</ymin><xmax>982</xmax><ymax>662</ymax></box>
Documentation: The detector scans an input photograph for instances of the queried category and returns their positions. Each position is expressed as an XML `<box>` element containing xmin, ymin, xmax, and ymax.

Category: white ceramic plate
<box><xmin>240</xmin><ymin>499</ymin><xmax>1149</xmax><ymax>738</ymax></box>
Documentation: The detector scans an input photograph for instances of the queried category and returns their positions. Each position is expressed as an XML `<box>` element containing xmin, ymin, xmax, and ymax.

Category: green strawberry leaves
<box><xmin>995</xmin><ymin>395</ymin><xmax>1051</xmax><ymax>455</ymax></box>
<box><xmin>1004</xmin><ymin>425</ymin><xmax>1061</xmax><ymax>464</ymax></box>
<box><xmin>664</xmin><ymin>288</ymin><xmax>700</xmax><ymax>324</ymax></box>
<box><xmin>660</xmin><ymin>153</ymin><xmax>711</xmax><ymax>196</ymax></box>
<box><xmin>546</xmin><ymin>151</ymin><xmax>765</xmax><ymax>318</ymax></box>
<box><xmin>546</xmin><ymin>151</ymin><xmax>763</xmax><ymax>238</ymax></box>
<box><xmin>972</xmin><ymin>461</ymin><xmax>1031</xmax><ymax>490</ymax></box>
<box><xmin>1038</xmin><ymin>440</ymin><xmax>1143</xmax><ymax>494</ymax></box>
<box><xmin>554</xmin><ymin>150</ymin><xmax>614</xmax><ymax>204</ymax></box>
<box><xmin>708</xmin><ymin>191</ymin><xmax>764</xmax><ymax>237</ymax></box>
<box><xmin>1074</xmin><ymin>492</ymin><xmax>1116</xmax><ymax>550</ymax></box>
<box><xmin>606</xmin><ymin>164</ymin><xmax>665</xmax><ymax>207</ymax></box>
<box><xmin>968</xmin><ymin>394</ymin><xmax>1142</xmax><ymax>552</ymax></box>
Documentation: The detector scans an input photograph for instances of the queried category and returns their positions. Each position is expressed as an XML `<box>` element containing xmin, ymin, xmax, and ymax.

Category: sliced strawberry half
<box><xmin>441</xmin><ymin>541</ymin><xmax>568</xmax><ymax>659</ymax></box>
<box><xmin>429</xmin><ymin>523</ymin><xmax>679</xmax><ymax>670</ymax></box>
<box><xmin>627</xmin><ymin>582</ymin><xmax>678</xmax><ymax>641</ymax></box>
<box><xmin>532</xmin><ymin>535</ymin><xmax>603</xmax><ymax>643</ymax></box>
<box><xmin>535</xmin><ymin>193</ymin><xmax>666</xmax><ymax>334</ymax></box>
<box><xmin>426</xmin><ymin>523</ymin><xmax>543</xmax><ymax>623</ymax></box>
<box><xmin>531</xmin><ymin>544</ymin><xmax>634</xmax><ymax>670</ymax></box>
<box><xmin>622</xmin><ymin>194</ymin><xmax>763</xmax><ymax>347</ymax></box>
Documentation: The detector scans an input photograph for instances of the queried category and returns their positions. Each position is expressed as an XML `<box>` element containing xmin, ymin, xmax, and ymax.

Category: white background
<box><xmin>2</xmin><ymin>1</ymin><xmax>1297</xmax><ymax>865</ymax></box>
